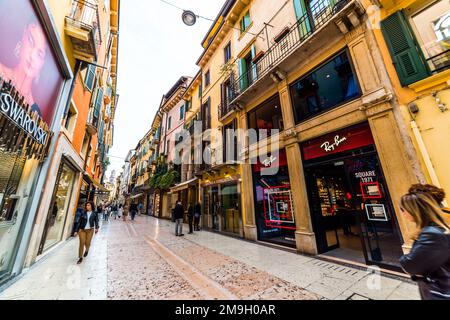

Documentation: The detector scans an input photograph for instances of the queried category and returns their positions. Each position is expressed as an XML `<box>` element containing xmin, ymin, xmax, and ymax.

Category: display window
<box><xmin>252</xmin><ymin>150</ymin><xmax>296</xmax><ymax>248</ymax></box>
<box><xmin>302</xmin><ymin>123</ymin><xmax>404</xmax><ymax>270</ymax></box>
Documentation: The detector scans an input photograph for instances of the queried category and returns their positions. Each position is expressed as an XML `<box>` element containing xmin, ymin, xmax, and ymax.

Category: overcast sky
<box><xmin>106</xmin><ymin>0</ymin><xmax>225</xmax><ymax>179</ymax></box>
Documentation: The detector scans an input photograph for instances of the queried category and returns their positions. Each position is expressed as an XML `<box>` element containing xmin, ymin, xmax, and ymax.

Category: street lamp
<box><xmin>182</xmin><ymin>10</ymin><xmax>197</xmax><ymax>26</ymax></box>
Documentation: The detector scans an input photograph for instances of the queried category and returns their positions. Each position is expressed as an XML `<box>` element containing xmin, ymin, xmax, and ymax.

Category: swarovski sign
<box><xmin>0</xmin><ymin>91</ymin><xmax>49</xmax><ymax>145</ymax></box>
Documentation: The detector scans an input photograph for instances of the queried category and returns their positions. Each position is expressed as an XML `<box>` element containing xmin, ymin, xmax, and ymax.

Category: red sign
<box><xmin>302</xmin><ymin>123</ymin><xmax>374</xmax><ymax>161</ymax></box>
<box><xmin>252</xmin><ymin>150</ymin><xmax>288</xmax><ymax>173</ymax></box>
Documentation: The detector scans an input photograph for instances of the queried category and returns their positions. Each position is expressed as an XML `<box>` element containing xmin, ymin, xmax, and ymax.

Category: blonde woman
<box><xmin>123</xmin><ymin>201</ymin><xmax>130</xmax><ymax>222</ymax></box>
<box><xmin>400</xmin><ymin>192</ymin><xmax>450</xmax><ymax>300</ymax></box>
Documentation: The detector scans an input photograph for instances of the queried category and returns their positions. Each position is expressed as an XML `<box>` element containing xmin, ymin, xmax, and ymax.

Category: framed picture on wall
<box><xmin>360</xmin><ymin>181</ymin><xmax>382</xmax><ymax>199</ymax></box>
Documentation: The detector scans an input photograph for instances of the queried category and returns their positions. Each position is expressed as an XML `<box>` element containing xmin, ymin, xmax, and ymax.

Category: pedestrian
<box><xmin>118</xmin><ymin>203</ymin><xmax>123</xmax><ymax>219</ymax></box>
<box><xmin>138</xmin><ymin>202</ymin><xmax>143</xmax><ymax>215</ymax></box>
<box><xmin>123</xmin><ymin>202</ymin><xmax>130</xmax><ymax>222</ymax></box>
<box><xmin>71</xmin><ymin>206</ymin><xmax>84</xmax><ymax>237</ymax></box>
<box><xmin>399</xmin><ymin>191</ymin><xmax>450</xmax><ymax>300</ymax></box>
<box><xmin>112</xmin><ymin>203</ymin><xmax>118</xmax><ymax>220</ymax></box>
<box><xmin>74</xmin><ymin>202</ymin><xmax>99</xmax><ymax>264</ymax></box>
<box><xmin>187</xmin><ymin>204</ymin><xmax>194</xmax><ymax>234</ymax></box>
<box><xmin>174</xmin><ymin>200</ymin><xmax>184</xmax><ymax>237</ymax></box>
<box><xmin>130</xmin><ymin>202</ymin><xmax>138</xmax><ymax>221</ymax></box>
<box><xmin>409</xmin><ymin>184</ymin><xmax>450</xmax><ymax>214</ymax></box>
<box><xmin>194</xmin><ymin>202</ymin><xmax>202</xmax><ymax>231</ymax></box>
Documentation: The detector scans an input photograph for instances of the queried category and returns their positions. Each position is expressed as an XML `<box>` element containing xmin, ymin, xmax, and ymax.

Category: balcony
<box><xmin>65</xmin><ymin>0</ymin><xmax>102</xmax><ymax>63</ymax></box>
<box><xmin>194</xmin><ymin>164</ymin><xmax>212</xmax><ymax>177</ymax></box>
<box><xmin>86</xmin><ymin>108</ymin><xmax>98</xmax><ymax>135</ymax></box>
<box><xmin>230</xmin><ymin>0</ymin><xmax>363</xmax><ymax>104</ymax></box>
<box><xmin>218</xmin><ymin>101</ymin><xmax>241</xmax><ymax>123</ymax></box>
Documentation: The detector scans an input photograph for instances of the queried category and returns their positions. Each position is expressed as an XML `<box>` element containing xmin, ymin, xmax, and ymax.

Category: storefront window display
<box><xmin>302</xmin><ymin>123</ymin><xmax>404</xmax><ymax>269</ymax></box>
<box><xmin>252</xmin><ymin>150</ymin><xmax>296</xmax><ymax>248</ymax></box>
<box><xmin>39</xmin><ymin>161</ymin><xmax>76</xmax><ymax>253</ymax></box>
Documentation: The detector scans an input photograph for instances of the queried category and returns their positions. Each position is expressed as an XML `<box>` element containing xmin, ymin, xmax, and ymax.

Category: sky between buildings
<box><xmin>106</xmin><ymin>0</ymin><xmax>226</xmax><ymax>180</ymax></box>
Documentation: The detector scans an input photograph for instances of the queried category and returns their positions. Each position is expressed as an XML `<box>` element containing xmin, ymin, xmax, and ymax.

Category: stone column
<box><xmin>238</xmin><ymin>111</ymin><xmax>258</xmax><ymax>241</ymax></box>
<box><xmin>278</xmin><ymin>81</ymin><xmax>318</xmax><ymax>254</ymax></box>
<box><xmin>346</xmin><ymin>25</ymin><xmax>419</xmax><ymax>248</ymax></box>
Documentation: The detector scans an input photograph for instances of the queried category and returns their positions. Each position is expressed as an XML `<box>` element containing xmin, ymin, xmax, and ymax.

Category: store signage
<box><xmin>365</xmin><ymin>204</ymin><xmax>388</xmax><ymax>222</ymax></box>
<box><xmin>320</xmin><ymin>135</ymin><xmax>347</xmax><ymax>153</ymax></box>
<box><xmin>0</xmin><ymin>91</ymin><xmax>49</xmax><ymax>145</ymax></box>
<box><xmin>262</xmin><ymin>155</ymin><xmax>277</xmax><ymax>167</ymax></box>
<box><xmin>302</xmin><ymin>123</ymin><xmax>375</xmax><ymax>161</ymax></box>
<box><xmin>355</xmin><ymin>171</ymin><xmax>376</xmax><ymax>183</ymax></box>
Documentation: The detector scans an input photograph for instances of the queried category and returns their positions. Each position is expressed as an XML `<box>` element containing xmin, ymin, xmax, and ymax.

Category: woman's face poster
<box><xmin>0</xmin><ymin>0</ymin><xmax>64</xmax><ymax>126</ymax></box>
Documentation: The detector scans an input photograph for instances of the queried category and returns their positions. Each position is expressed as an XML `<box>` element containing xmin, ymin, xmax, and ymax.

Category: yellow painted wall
<box><xmin>372</xmin><ymin>0</ymin><xmax>450</xmax><ymax>202</ymax></box>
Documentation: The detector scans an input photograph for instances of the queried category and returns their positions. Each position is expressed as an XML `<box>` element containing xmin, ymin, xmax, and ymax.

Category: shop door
<box><xmin>344</xmin><ymin>155</ymin><xmax>404</xmax><ymax>269</ymax></box>
<box><xmin>221</xmin><ymin>184</ymin><xmax>241</xmax><ymax>234</ymax></box>
<box><xmin>39</xmin><ymin>162</ymin><xmax>76</xmax><ymax>254</ymax></box>
<box><xmin>211</xmin><ymin>186</ymin><xmax>220</xmax><ymax>231</ymax></box>
<box><xmin>305</xmin><ymin>154</ymin><xmax>404</xmax><ymax>269</ymax></box>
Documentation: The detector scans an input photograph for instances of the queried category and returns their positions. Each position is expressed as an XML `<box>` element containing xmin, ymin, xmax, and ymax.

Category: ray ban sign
<box><xmin>320</xmin><ymin>135</ymin><xmax>347</xmax><ymax>153</ymax></box>
<box><xmin>0</xmin><ymin>91</ymin><xmax>49</xmax><ymax>145</ymax></box>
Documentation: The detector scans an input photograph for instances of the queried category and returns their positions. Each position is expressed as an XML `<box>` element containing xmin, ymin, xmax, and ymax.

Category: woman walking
<box><xmin>73</xmin><ymin>202</ymin><xmax>99</xmax><ymax>264</ymax></box>
<box><xmin>399</xmin><ymin>191</ymin><xmax>450</xmax><ymax>300</ymax></box>
<box><xmin>123</xmin><ymin>201</ymin><xmax>130</xmax><ymax>222</ymax></box>
<box><xmin>118</xmin><ymin>203</ymin><xmax>123</xmax><ymax>219</ymax></box>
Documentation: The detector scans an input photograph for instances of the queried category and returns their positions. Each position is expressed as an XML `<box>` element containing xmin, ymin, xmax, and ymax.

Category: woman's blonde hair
<box><xmin>401</xmin><ymin>192</ymin><xmax>450</xmax><ymax>238</ymax></box>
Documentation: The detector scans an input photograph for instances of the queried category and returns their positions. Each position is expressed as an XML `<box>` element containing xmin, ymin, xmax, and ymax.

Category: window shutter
<box><xmin>239</xmin><ymin>59</ymin><xmax>248</xmax><ymax>90</ymax></box>
<box><xmin>293</xmin><ymin>0</ymin><xmax>311</xmax><ymax>37</ymax></box>
<box><xmin>94</xmin><ymin>87</ymin><xmax>104</xmax><ymax>119</ymax></box>
<box><xmin>381</xmin><ymin>11</ymin><xmax>429</xmax><ymax>86</ymax></box>
<box><xmin>251</xmin><ymin>45</ymin><xmax>258</xmax><ymax>82</ymax></box>
<box><xmin>85</xmin><ymin>65</ymin><xmax>96</xmax><ymax>91</ymax></box>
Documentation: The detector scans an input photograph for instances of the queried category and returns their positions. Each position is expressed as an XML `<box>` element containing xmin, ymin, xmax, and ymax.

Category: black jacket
<box><xmin>173</xmin><ymin>204</ymin><xmax>184</xmax><ymax>220</ymax></box>
<box><xmin>400</xmin><ymin>225</ymin><xmax>450</xmax><ymax>300</ymax></box>
<box><xmin>194</xmin><ymin>203</ymin><xmax>202</xmax><ymax>216</ymax></box>
<box><xmin>75</xmin><ymin>211</ymin><xmax>100</xmax><ymax>232</ymax></box>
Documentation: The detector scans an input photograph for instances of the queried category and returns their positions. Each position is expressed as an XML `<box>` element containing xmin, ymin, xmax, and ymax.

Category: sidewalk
<box><xmin>0</xmin><ymin>215</ymin><xmax>420</xmax><ymax>300</ymax></box>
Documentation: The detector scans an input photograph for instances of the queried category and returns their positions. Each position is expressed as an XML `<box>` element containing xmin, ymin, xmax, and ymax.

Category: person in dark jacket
<box><xmin>187</xmin><ymin>204</ymin><xmax>194</xmax><ymax>234</ymax></box>
<box><xmin>130</xmin><ymin>202</ymin><xmax>138</xmax><ymax>221</ymax></box>
<box><xmin>74</xmin><ymin>202</ymin><xmax>100</xmax><ymax>264</ymax></box>
<box><xmin>71</xmin><ymin>206</ymin><xmax>84</xmax><ymax>237</ymax></box>
<box><xmin>173</xmin><ymin>201</ymin><xmax>184</xmax><ymax>237</ymax></box>
<box><xmin>399</xmin><ymin>191</ymin><xmax>450</xmax><ymax>300</ymax></box>
<box><xmin>194</xmin><ymin>202</ymin><xmax>202</xmax><ymax>231</ymax></box>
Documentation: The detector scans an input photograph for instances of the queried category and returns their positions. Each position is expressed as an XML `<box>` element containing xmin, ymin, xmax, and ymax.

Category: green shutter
<box><xmin>381</xmin><ymin>11</ymin><xmax>429</xmax><ymax>86</ymax></box>
<box><xmin>85</xmin><ymin>65</ymin><xmax>96</xmax><ymax>91</ymax></box>
<box><xmin>251</xmin><ymin>45</ymin><xmax>257</xmax><ymax>82</ymax></box>
<box><xmin>94</xmin><ymin>88</ymin><xmax>104</xmax><ymax>118</ymax></box>
<box><xmin>239</xmin><ymin>58</ymin><xmax>248</xmax><ymax>90</ymax></box>
<box><xmin>293</xmin><ymin>0</ymin><xmax>311</xmax><ymax>38</ymax></box>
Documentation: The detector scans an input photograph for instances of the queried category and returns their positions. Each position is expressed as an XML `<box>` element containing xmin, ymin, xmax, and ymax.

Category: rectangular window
<box><xmin>180</xmin><ymin>105</ymin><xmax>185</xmax><ymax>120</ymax></box>
<box><xmin>167</xmin><ymin>116</ymin><xmax>172</xmax><ymax>130</ymax></box>
<box><xmin>247</xmin><ymin>94</ymin><xmax>283</xmax><ymax>141</ymax></box>
<box><xmin>224</xmin><ymin>42</ymin><xmax>232</xmax><ymax>63</ymax></box>
<box><xmin>240</xmin><ymin>11</ymin><xmax>252</xmax><ymax>34</ymax></box>
<box><xmin>290</xmin><ymin>51</ymin><xmax>360</xmax><ymax>123</ymax></box>
<box><xmin>205</xmin><ymin>70</ymin><xmax>211</xmax><ymax>87</ymax></box>
<box><xmin>409</xmin><ymin>0</ymin><xmax>450</xmax><ymax>74</ymax></box>
<box><xmin>84</xmin><ymin>65</ymin><xmax>96</xmax><ymax>91</ymax></box>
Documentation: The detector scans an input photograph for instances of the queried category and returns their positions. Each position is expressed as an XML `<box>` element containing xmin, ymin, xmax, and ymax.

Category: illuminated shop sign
<box><xmin>0</xmin><ymin>90</ymin><xmax>49</xmax><ymax>145</ymax></box>
<box><xmin>302</xmin><ymin>123</ymin><xmax>375</xmax><ymax>161</ymax></box>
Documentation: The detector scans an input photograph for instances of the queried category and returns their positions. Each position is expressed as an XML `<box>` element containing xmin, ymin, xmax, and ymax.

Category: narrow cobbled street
<box><xmin>0</xmin><ymin>216</ymin><xmax>419</xmax><ymax>300</ymax></box>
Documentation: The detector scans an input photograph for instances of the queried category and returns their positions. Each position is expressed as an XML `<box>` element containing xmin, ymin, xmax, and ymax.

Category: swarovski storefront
<box><xmin>0</xmin><ymin>0</ymin><xmax>71</xmax><ymax>286</ymax></box>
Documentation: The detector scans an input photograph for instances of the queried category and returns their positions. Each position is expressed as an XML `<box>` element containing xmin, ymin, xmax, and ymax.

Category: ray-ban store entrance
<box><xmin>302</xmin><ymin>123</ymin><xmax>404</xmax><ymax>270</ymax></box>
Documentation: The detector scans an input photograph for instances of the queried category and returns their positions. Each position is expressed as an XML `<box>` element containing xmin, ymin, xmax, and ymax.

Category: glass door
<box><xmin>343</xmin><ymin>155</ymin><xmax>404</xmax><ymax>269</ymax></box>
<box><xmin>221</xmin><ymin>184</ymin><xmax>241</xmax><ymax>235</ymax></box>
<box><xmin>211</xmin><ymin>186</ymin><xmax>220</xmax><ymax>231</ymax></box>
<box><xmin>39</xmin><ymin>162</ymin><xmax>76</xmax><ymax>254</ymax></box>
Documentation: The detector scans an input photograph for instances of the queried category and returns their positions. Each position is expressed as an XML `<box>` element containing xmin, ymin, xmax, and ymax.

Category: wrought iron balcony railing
<box><xmin>65</xmin><ymin>0</ymin><xmax>102</xmax><ymax>61</ymax></box>
<box><xmin>231</xmin><ymin>0</ymin><xmax>349</xmax><ymax>101</ymax></box>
